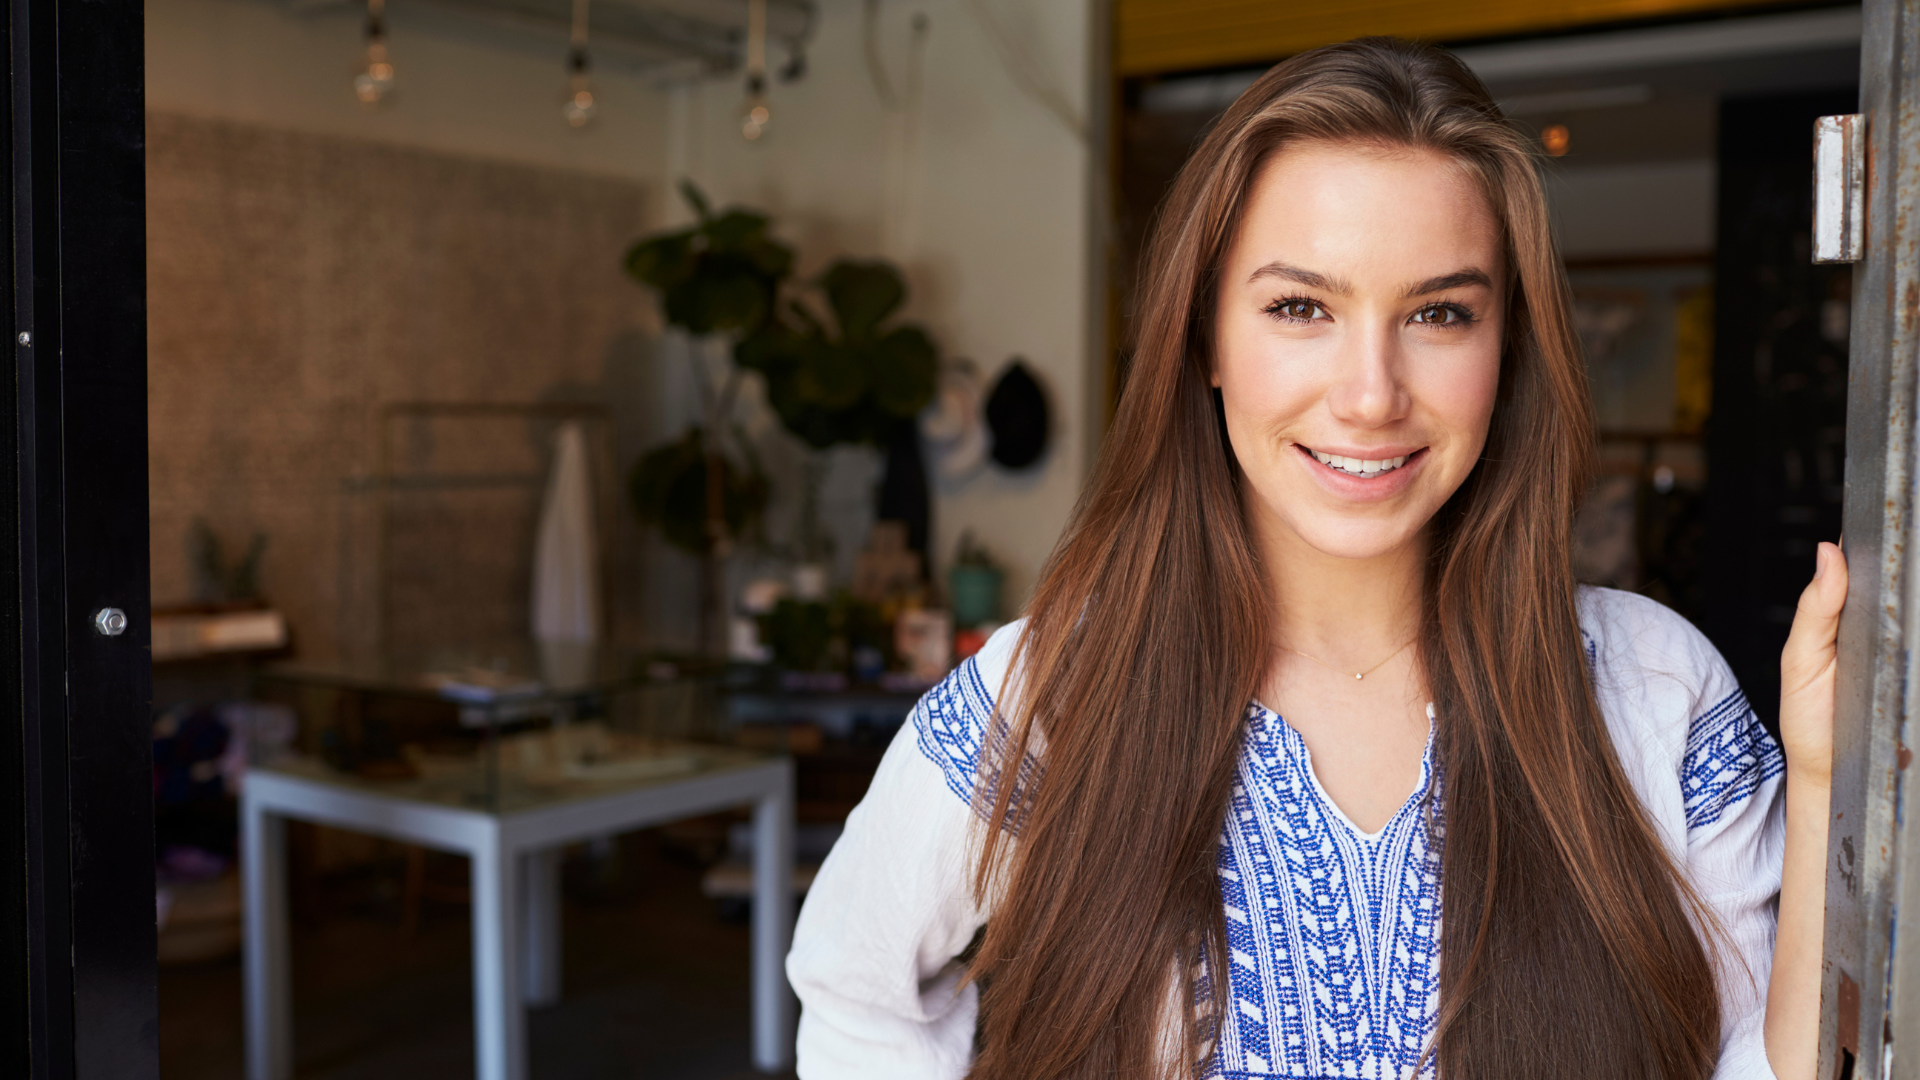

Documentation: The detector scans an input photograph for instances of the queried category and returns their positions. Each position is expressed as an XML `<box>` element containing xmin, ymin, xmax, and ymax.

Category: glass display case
<box><xmin>255</xmin><ymin>640</ymin><xmax>754</xmax><ymax>813</ymax></box>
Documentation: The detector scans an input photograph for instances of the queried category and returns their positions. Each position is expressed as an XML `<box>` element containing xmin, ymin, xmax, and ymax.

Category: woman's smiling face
<box><xmin>1213</xmin><ymin>141</ymin><xmax>1506</xmax><ymax>564</ymax></box>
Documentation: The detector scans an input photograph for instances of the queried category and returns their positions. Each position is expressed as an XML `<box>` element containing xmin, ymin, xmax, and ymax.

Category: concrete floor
<box><xmin>158</xmin><ymin>831</ymin><xmax>795</xmax><ymax>1080</ymax></box>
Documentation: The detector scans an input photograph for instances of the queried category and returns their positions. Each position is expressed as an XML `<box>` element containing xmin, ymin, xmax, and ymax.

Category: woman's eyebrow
<box><xmin>1246</xmin><ymin>262</ymin><xmax>1352</xmax><ymax>295</ymax></box>
<box><xmin>1402</xmin><ymin>268</ymin><xmax>1492</xmax><ymax>297</ymax></box>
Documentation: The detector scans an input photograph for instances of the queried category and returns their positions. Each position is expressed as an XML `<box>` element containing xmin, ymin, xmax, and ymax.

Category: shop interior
<box><xmin>146</xmin><ymin>1</ymin><xmax>1861</xmax><ymax>1077</ymax></box>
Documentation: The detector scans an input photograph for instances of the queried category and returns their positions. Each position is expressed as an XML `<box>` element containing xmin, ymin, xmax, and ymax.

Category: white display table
<box><xmin>241</xmin><ymin>749</ymin><xmax>794</xmax><ymax>1080</ymax></box>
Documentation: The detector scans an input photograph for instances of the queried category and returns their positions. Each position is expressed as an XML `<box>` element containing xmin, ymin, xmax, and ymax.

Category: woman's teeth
<box><xmin>1311</xmin><ymin>450</ymin><xmax>1409</xmax><ymax>478</ymax></box>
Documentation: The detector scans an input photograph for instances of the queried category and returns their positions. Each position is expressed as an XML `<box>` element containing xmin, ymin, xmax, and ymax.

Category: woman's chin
<box><xmin>1280</xmin><ymin>517</ymin><xmax>1428</xmax><ymax>564</ymax></box>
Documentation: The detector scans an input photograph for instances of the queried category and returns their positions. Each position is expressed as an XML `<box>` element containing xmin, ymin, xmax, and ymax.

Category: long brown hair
<box><xmin>965</xmin><ymin>37</ymin><xmax>1720</xmax><ymax>1080</ymax></box>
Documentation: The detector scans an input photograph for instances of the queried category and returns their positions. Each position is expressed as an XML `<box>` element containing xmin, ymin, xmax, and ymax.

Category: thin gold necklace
<box><xmin>1279</xmin><ymin>638</ymin><xmax>1415</xmax><ymax>681</ymax></box>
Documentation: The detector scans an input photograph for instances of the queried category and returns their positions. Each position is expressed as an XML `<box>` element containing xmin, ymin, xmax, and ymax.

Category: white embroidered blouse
<box><xmin>787</xmin><ymin>587</ymin><xmax>1786</xmax><ymax>1079</ymax></box>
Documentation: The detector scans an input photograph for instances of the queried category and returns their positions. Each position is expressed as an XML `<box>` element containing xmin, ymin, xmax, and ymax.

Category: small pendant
<box><xmin>1354</xmin><ymin>672</ymin><xmax>1364</xmax><ymax>680</ymax></box>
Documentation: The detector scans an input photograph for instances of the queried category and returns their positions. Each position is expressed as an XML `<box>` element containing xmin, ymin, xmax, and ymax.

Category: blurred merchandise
<box><xmin>151</xmin><ymin>701</ymin><xmax>296</xmax><ymax>967</ymax></box>
<box><xmin>739</xmin><ymin>576</ymin><xmax>790</xmax><ymax>614</ymax></box>
<box><xmin>894</xmin><ymin>609</ymin><xmax>952</xmax><ymax>683</ymax></box>
<box><xmin>531</xmin><ymin>420</ymin><xmax>601</xmax><ymax>644</ymax></box>
<box><xmin>156</xmin><ymin>867</ymin><xmax>243</xmax><ymax>965</ymax></box>
<box><xmin>921</xmin><ymin>359</ymin><xmax>990</xmax><ymax>482</ymax></box>
<box><xmin>756</xmin><ymin>592</ymin><xmax>892</xmax><ymax>676</ymax></box>
<box><xmin>953</xmin><ymin>627</ymin><xmax>989</xmax><ymax>661</ymax></box>
<box><xmin>851</xmin><ymin>644</ymin><xmax>886</xmax><ymax>683</ymax></box>
<box><xmin>791</xmin><ymin>562</ymin><xmax>830</xmax><ymax>601</ymax></box>
<box><xmin>947</xmin><ymin>531</ymin><xmax>1005</xmax><ymax>628</ymax></box>
<box><xmin>851</xmin><ymin>521</ymin><xmax>924</xmax><ymax>607</ymax></box>
<box><xmin>151</xmin><ymin>606</ymin><xmax>288</xmax><ymax>662</ymax></box>
<box><xmin>730</xmin><ymin>615</ymin><xmax>772</xmax><ymax>663</ymax></box>
<box><xmin>153</xmin><ymin>700</ymin><xmax>298</xmax><ymax>805</ymax></box>
<box><xmin>734</xmin><ymin>720</ymin><xmax>825</xmax><ymax>756</ymax></box>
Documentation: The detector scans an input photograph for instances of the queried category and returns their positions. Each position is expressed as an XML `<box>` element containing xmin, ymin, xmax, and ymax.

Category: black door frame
<box><xmin>2</xmin><ymin>0</ymin><xmax>155</xmax><ymax>1077</ymax></box>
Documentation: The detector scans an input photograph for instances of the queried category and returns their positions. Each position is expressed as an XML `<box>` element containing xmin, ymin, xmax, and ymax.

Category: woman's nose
<box><xmin>1326</xmin><ymin>325</ymin><xmax>1411</xmax><ymax>427</ymax></box>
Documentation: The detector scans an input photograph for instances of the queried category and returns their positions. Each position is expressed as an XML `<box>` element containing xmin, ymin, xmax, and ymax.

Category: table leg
<box><xmin>751</xmin><ymin>764</ymin><xmax>796</xmax><ymax>1071</ymax></box>
<box><xmin>521</xmin><ymin>847</ymin><xmax>562</xmax><ymax>1007</ymax></box>
<box><xmin>472</xmin><ymin>828</ymin><xmax>526</xmax><ymax>1080</ymax></box>
<box><xmin>242</xmin><ymin>797</ymin><xmax>291</xmax><ymax>1080</ymax></box>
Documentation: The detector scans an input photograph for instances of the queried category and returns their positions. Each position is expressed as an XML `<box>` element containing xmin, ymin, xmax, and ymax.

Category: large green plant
<box><xmin>623</xmin><ymin>183</ymin><xmax>787</xmax><ymax>556</ymax></box>
<box><xmin>624</xmin><ymin>181</ymin><xmax>793</xmax><ymax>336</ymax></box>
<box><xmin>737</xmin><ymin>261</ymin><xmax>938</xmax><ymax>449</ymax></box>
<box><xmin>621</xmin><ymin>186</ymin><xmax>939</xmax><ymax>565</ymax></box>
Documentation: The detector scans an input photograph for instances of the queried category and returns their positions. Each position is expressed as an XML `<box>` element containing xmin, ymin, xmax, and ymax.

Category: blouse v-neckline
<box><xmin>1244</xmin><ymin>701</ymin><xmax>1438</xmax><ymax>842</ymax></box>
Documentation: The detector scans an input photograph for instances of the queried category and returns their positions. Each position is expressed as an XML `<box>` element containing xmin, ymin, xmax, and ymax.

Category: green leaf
<box><xmin>785</xmin><ymin>298</ymin><xmax>828</xmax><ymax>340</ymax></box>
<box><xmin>869</xmin><ymin>326</ymin><xmax>938</xmax><ymax>416</ymax></box>
<box><xmin>733</xmin><ymin>325</ymin><xmax>798</xmax><ymax>376</ymax></box>
<box><xmin>678</xmin><ymin>179</ymin><xmax>713</xmax><ymax>223</ymax></box>
<box><xmin>743</xmin><ymin>237</ymin><xmax>795</xmax><ymax>280</ymax></box>
<box><xmin>624</xmin><ymin>232</ymin><xmax>695</xmax><ymax>289</ymax></box>
<box><xmin>661</xmin><ymin>282</ymin><xmax>714</xmax><ymax>335</ymax></box>
<box><xmin>703</xmin><ymin>209</ymin><xmax>771</xmax><ymax>250</ymax></box>
<box><xmin>665</xmin><ymin>270</ymin><xmax>768</xmax><ymax>335</ymax></box>
<box><xmin>700</xmin><ymin>271</ymin><xmax>772</xmax><ymax>332</ymax></box>
<box><xmin>628</xmin><ymin>430</ymin><xmax>709</xmax><ymax>554</ymax></box>
<box><xmin>796</xmin><ymin>342</ymin><xmax>867</xmax><ymax>410</ymax></box>
<box><xmin>821</xmin><ymin>260</ymin><xmax>905</xmax><ymax>341</ymax></box>
<box><xmin>627</xmin><ymin>427</ymin><xmax>768</xmax><ymax>556</ymax></box>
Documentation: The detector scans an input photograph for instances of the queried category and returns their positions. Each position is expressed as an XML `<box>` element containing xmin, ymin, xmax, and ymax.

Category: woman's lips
<box><xmin>1295</xmin><ymin>444</ymin><xmax>1428</xmax><ymax>501</ymax></box>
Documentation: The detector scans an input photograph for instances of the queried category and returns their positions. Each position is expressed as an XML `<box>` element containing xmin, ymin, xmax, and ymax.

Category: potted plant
<box><xmin>625</xmin><ymin>185</ymin><xmax>943</xmax><ymax>655</ymax></box>
<box><xmin>624</xmin><ymin>182</ymin><xmax>789</xmax><ymax>653</ymax></box>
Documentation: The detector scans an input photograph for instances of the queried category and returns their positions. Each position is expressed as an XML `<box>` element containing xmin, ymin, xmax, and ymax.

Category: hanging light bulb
<box><xmin>562</xmin><ymin>0</ymin><xmax>597</xmax><ymax>128</ymax></box>
<box><xmin>740</xmin><ymin>0</ymin><xmax>770</xmax><ymax>140</ymax></box>
<box><xmin>353</xmin><ymin>0</ymin><xmax>396</xmax><ymax>107</ymax></box>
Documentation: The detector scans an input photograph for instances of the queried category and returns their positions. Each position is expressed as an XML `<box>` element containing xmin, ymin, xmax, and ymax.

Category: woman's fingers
<box><xmin>1781</xmin><ymin>542</ymin><xmax>1848</xmax><ymax>695</ymax></box>
<box><xmin>1779</xmin><ymin>541</ymin><xmax>1848</xmax><ymax>784</ymax></box>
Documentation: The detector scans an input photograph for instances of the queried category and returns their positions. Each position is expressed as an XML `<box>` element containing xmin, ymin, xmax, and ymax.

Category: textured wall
<box><xmin>147</xmin><ymin>112</ymin><xmax>661</xmax><ymax>663</ymax></box>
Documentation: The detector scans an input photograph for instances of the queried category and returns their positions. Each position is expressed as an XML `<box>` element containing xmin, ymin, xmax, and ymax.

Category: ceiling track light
<box><xmin>562</xmin><ymin>0</ymin><xmax>598</xmax><ymax>129</ymax></box>
<box><xmin>354</xmin><ymin>0</ymin><xmax>396</xmax><ymax>107</ymax></box>
<box><xmin>741</xmin><ymin>0</ymin><xmax>770</xmax><ymax>140</ymax></box>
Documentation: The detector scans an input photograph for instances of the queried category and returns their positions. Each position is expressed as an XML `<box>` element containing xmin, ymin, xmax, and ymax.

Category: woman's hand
<box><xmin>1779</xmin><ymin>540</ymin><xmax>1848</xmax><ymax>785</ymax></box>
<box><xmin>1767</xmin><ymin>540</ymin><xmax>1846</xmax><ymax>1080</ymax></box>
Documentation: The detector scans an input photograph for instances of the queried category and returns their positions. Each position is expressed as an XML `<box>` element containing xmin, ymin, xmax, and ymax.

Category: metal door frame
<box><xmin>1822</xmin><ymin>0</ymin><xmax>1920</xmax><ymax>1076</ymax></box>
<box><xmin>2</xmin><ymin>0</ymin><xmax>155</xmax><ymax>1077</ymax></box>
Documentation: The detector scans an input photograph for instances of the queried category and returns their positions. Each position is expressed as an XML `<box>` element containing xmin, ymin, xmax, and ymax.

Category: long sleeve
<box><xmin>787</xmin><ymin>624</ymin><xmax>1026</xmax><ymax>1078</ymax></box>
<box><xmin>1685</xmin><ymin>688</ymin><xmax>1787</xmax><ymax>1080</ymax></box>
<box><xmin>1581</xmin><ymin>587</ymin><xmax>1786</xmax><ymax>1080</ymax></box>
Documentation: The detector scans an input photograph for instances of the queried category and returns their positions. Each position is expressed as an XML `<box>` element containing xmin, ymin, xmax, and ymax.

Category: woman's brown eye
<box><xmin>1415</xmin><ymin>305</ymin><xmax>1459</xmax><ymax>324</ymax></box>
<box><xmin>1283</xmin><ymin>301</ymin><xmax>1316</xmax><ymax>319</ymax></box>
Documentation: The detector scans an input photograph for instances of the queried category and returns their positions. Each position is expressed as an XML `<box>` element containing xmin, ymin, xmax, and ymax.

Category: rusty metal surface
<box><xmin>1815</xmin><ymin>113</ymin><xmax>1867</xmax><ymax>264</ymax></box>
<box><xmin>1822</xmin><ymin>1</ymin><xmax>1920</xmax><ymax>1077</ymax></box>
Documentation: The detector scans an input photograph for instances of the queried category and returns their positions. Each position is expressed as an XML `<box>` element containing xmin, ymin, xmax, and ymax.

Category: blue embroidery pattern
<box><xmin>1208</xmin><ymin>706</ymin><xmax>1443</xmax><ymax>1079</ymax></box>
<box><xmin>1681</xmin><ymin>690</ymin><xmax>1785</xmax><ymax>831</ymax></box>
<box><xmin>913</xmin><ymin>667</ymin><xmax>1446</xmax><ymax>1078</ymax></box>
<box><xmin>910</xmin><ymin>657</ymin><xmax>1041</xmax><ymax>832</ymax></box>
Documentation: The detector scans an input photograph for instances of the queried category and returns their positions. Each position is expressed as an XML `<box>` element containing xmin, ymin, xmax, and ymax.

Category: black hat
<box><xmin>985</xmin><ymin>360</ymin><xmax>1049</xmax><ymax>469</ymax></box>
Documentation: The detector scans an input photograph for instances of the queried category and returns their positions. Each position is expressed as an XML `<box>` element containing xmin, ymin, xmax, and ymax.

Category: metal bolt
<box><xmin>17</xmin><ymin>332</ymin><xmax>29</xmax><ymax>345</ymax></box>
<box><xmin>92</xmin><ymin>607</ymin><xmax>127</xmax><ymax>637</ymax></box>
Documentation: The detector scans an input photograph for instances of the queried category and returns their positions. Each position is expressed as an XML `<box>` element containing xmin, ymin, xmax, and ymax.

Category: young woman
<box><xmin>788</xmin><ymin>38</ymin><xmax>1843</xmax><ymax>1080</ymax></box>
